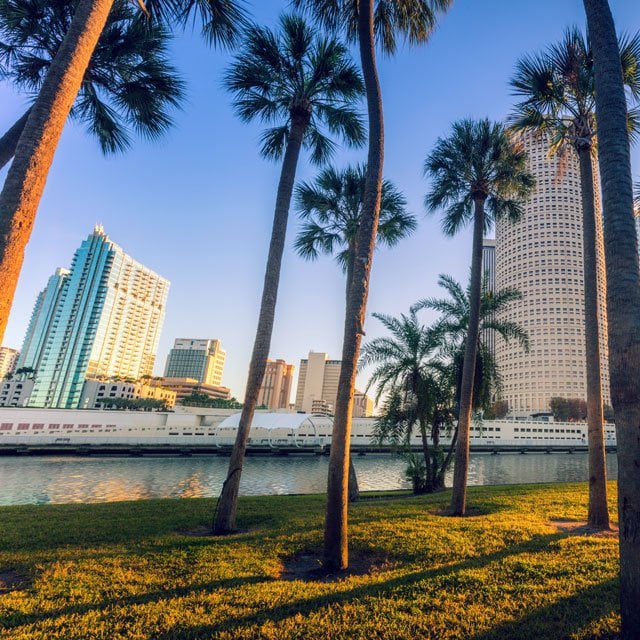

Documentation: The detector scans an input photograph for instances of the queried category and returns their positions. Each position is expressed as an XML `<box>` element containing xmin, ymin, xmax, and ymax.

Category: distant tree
<box><xmin>603</xmin><ymin>404</ymin><xmax>615</xmax><ymax>422</ymax></box>
<box><xmin>14</xmin><ymin>366</ymin><xmax>35</xmax><ymax>379</ymax></box>
<box><xmin>485</xmin><ymin>400</ymin><xmax>509</xmax><ymax>420</ymax></box>
<box><xmin>550</xmin><ymin>397</ymin><xmax>588</xmax><ymax>422</ymax></box>
<box><xmin>181</xmin><ymin>393</ymin><xmax>242</xmax><ymax>409</ymax></box>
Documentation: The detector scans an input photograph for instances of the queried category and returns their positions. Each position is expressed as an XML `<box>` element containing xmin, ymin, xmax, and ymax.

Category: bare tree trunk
<box><xmin>577</xmin><ymin>144</ymin><xmax>610</xmax><ymax>530</ymax></box>
<box><xmin>0</xmin><ymin>109</ymin><xmax>31</xmax><ymax>172</ymax></box>
<box><xmin>450</xmin><ymin>198</ymin><xmax>485</xmax><ymax>516</ymax></box>
<box><xmin>0</xmin><ymin>0</ymin><xmax>114</xmax><ymax>346</ymax></box>
<box><xmin>583</xmin><ymin>1</ymin><xmax>640</xmax><ymax>637</ymax></box>
<box><xmin>213</xmin><ymin>115</ymin><xmax>308</xmax><ymax>534</ymax></box>
<box><xmin>323</xmin><ymin>0</ymin><xmax>383</xmax><ymax>572</ymax></box>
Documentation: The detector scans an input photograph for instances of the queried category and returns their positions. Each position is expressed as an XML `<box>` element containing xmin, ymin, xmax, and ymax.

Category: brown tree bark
<box><xmin>0</xmin><ymin>0</ymin><xmax>115</xmax><ymax>346</ymax></box>
<box><xmin>583</xmin><ymin>1</ymin><xmax>640</xmax><ymax>638</ymax></box>
<box><xmin>345</xmin><ymin>241</ymin><xmax>359</xmax><ymax>503</ymax></box>
<box><xmin>576</xmin><ymin>144</ymin><xmax>610</xmax><ymax>530</ymax></box>
<box><xmin>450</xmin><ymin>197</ymin><xmax>485</xmax><ymax>516</ymax></box>
<box><xmin>0</xmin><ymin>109</ymin><xmax>31</xmax><ymax>172</ymax></box>
<box><xmin>323</xmin><ymin>0</ymin><xmax>383</xmax><ymax>572</ymax></box>
<box><xmin>213</xmin><ymin>115</ymin><xmax>308</xmax><ymax>534</ymax></box>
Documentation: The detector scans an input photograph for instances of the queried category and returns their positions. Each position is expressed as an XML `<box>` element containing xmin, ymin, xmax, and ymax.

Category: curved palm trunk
<box><xmin>213</xmin><ymin>116</ymin><xmax>308</xmax><ymax>534</ymax></box>
<box><xmin>419</xmin><ymin>418</ymin><xmax>433</xmax><ymax>492</ymax></box>
<box><xmin>0</xmin><ymin>109</ymin><xmax>31</xmax><ymax>172</ymax></box>
<box><xmin>583</xmin><ymin>2</ymin><xmax>640</xmax><ymax>637</ymax></box>
<box><xmin>577</xmin><ymin>145</ymin><xmax>610</xmax><ymax>530</ymax></box>
<box><xmin>323</xmin><ymin>0</ymin><xmax>383</xmax><ymax>572</ymax></box>
<box><xmin>436</xmin><ymin>425</ymin><xmax>458</xmax><ymax>489</ymax></box>
<box><xmin>0</xmin><ymin>0</ymin><xmax>114</xmax><ymax>346</ymax></box>
<box><xmin>450</xmin><ymin>198</ymin><xmax>485</xmax><ymax>516</ymax></box>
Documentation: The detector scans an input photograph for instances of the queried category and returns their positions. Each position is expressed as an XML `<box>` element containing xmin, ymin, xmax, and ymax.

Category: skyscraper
<box><xmin>495</xmin><ymin>132</ymin><xmax>610</xmax><ymax>414</ymax></box>
<box><xmin>295</xmin><ymin>351</ymin><xmax>342</xmax><ymax>414</ymax></box>
<box><xmin>257</xmin><ymin>359</ymin><xmax>295</xmax><ymax>410</ymax></box>
<box><xmin>25</xmin><ymin>226</ymin><xmax>169</xmax><ymax>408</ymax></box>
<box><xmin>481</xmin><ymin>238</ymin><xmax>496</xmax><ymax>360</ymax></box>
<box><xmin>163</xmin><ymin>338</ymin><xmax>226</xmax><ymax>386</ymax></box>
<box><xmin>0</xmin><ymin>347</ymin><xmax>19</xmax><ymax>379</ymax></box>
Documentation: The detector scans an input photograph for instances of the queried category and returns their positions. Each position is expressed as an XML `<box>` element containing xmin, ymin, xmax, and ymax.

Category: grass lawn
<box><xmin>0</xmin><ymin>483</ymin><xmax>621</xmax><ymax>639</ymax></box>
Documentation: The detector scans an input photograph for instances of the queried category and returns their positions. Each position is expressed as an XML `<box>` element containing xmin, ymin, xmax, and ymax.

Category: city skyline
<box><xmin>0</xmin><ymin>1</ymin><xmax>638</xmax><ymax>403</ymax></box>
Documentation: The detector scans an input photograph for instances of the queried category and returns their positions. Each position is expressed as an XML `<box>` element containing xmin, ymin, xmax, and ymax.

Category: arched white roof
<box><xmin>216</xmin><ymin>412</ymin><xmax>331</xmax><ymax>431</ymax></box>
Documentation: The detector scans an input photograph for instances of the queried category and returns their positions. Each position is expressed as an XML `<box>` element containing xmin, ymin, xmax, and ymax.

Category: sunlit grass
<box><xmin>0</xmin><ymin>483</ymin><xmax>620</xmax><ymax>639</ymax></box>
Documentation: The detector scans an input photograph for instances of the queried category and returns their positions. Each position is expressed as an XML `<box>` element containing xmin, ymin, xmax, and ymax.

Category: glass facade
<box><xmin>24</xmin><ymin>227</ymin><xmax>170</xmax><ymax>408</ymax></box>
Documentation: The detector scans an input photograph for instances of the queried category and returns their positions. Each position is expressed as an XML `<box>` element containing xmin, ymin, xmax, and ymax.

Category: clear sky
<box><xmin>1</xmin><ymin>0</ymin><xmax>638</xmax><ymax>402</ymax></box>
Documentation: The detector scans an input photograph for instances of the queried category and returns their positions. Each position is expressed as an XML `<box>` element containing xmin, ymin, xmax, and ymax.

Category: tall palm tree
<box><xmin>0</xmin><ymin>0</ymin><xmax>246</xmax><ymax>346</ymax></box>
<box><xmin>509</xmin><ymin>27</ymin><xmax>640</xmax><ymax>530</ymax></box>
<box><xmin>294</xmin><ymin>164</ymin><xmax>415</xmax><ymax>502</ymax></box>
<box><xmin>424</xmin><ymin>118</ymin><xmax>534</xmax><ymax>516</ymax></box>
<box><xmin>295</xmin><ymin>0</ymin><xmax>452</xmax><ymax>573</ymax></box>
<box><xmin>360</xmin><ymin>309</ymin><xmax>451</xmax><ymax>493</ymax></box>
<box><xmin>0</xmin><ymin>0</ymin><xmax>184</xmax><ymax>170</ymax></box>
<box><xmin>582</xmin><ymin>2</ymin><xmax>640</xmax><ymax>637</ymax></box>
<box><xmin>294</xmin><ymin>164</ymin><xmax>416</xmax><ymax>302</ymax></box>
<box><xmin>212</xmin><ymin>14</ymin><xmax>365</xmax><ymax>534</ymax></box>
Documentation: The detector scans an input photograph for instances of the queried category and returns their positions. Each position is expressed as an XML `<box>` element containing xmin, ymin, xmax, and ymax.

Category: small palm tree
<box><xmin>360</xmin><ymin>309</ymin><xmax>454</xmax><ymax>493</ymax></box>
<box><xmin>634</xmin><ymin>179</ymin><xmax>640</xmax><ymax>215</ymax></box>
<box><xmin>0</xmin><ymin>0</ymin><xmax>184</xmax><ymax>170</ymax></box>
<box><xmin>213</xmin><ymin>14</ymin><xmax>365</xmax><ymax>535</ymax></box>
<box><xmin>424</xmin><ymin>118</ymin><xmax>534</xmax><ymax>516</ymax></box>
<box><xmin>582</xmin><ymin>2</ymin><xmax>640</xmax><ymax>635</ymax></box>
<box><xmin>510</xmin><ymin>27</ymin><xmax>640</xmax><ymax>530</ymax></box>
<box><xmin>295</xmin><ymin>0</ymin><xmax>453</xmax><ymax>573</ymax></box>
<box><xmin>294</xmin><ymin>164</ymin><xmax>416</xmax><ymax>301</ymax></box>
<box><xmin>414</xmin><ymin>273</ymin><xmax>529</xmax><ymax>413</ymax></box>
<box><xmin>0</xmin><ymin>0</ymin><xmax>246</xmax><ymax>346</ymax></box>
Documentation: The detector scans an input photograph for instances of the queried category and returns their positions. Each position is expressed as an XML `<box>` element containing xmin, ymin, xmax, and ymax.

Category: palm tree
<box><xmin>634</xmin><ymin>180</ymin><xmax>640</xmax><ymax>215</ymax></box>
<box><xmin>0</xmin><ymin>0</ymin><xmax>246</xmax><ymax>347</ymax></box>
<box><xmin>295</xmin><ymin>164</ymin><xmax>416</xmax><ymax>302</ymax></box>
<box><xmin>360</xmin><ymin>309</ymin><xmax>454</xmax><ymax>493</ymax></box>
<box><xmin>212</xmin><ymin>14</ymin><xmax>365</xmax><ymax>535</ymax></box>
<box><xmin>295</xmin><ymin>0</ymin><xmax>453</xmax><ymax>573</ymax></box>
<box><xmin>509</xmin><ymin>27</ymin><xmax>640</xmax><ymax>530</ymax></box>
<box><xmin>424</xmin><ymin>119</ymin><xmax>534</xmax><ymax>516</ymax></box>
<box><xmin>414</xmin><ymin>273</ymin><xmax>529</xmax><ymax>414</ymax></box>
<box><xmin>582</xmin><ymin>2</ymin><xmax>640</xmax><ymax>637</ymax></box>
<box><xmin>0</xmin><ymin>0</ymin><xmax>184</xmax><ymax>170</ymax></box>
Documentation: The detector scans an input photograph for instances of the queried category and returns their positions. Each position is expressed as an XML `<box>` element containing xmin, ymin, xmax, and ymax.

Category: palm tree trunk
<box><xmin>576</xmin><ymin>144</ymin><xmax>610</xmax><ymax>530</ymax></box>
<box><xmin>583</xmin><ymin>2</ymin><xmax>640</xmax><ymax>637</ymax></box>
<box><xmin>419</xmin><ymin>418</ymin><xmax>433</xmax><ymax>492</ymax></box>
<box><xmin>450</xmin><ymin>198</ymin><xmax>485</xmax><ymax>516</ymax></box>
<box><xmin>437</xmin><ymin>425</ymin><xmax>458</xmax><ymax>489</ymax></box>
<box><xmin>0</xmin><ymin>0</ymin><xmax>114</xmax><ymax>346</ymax></box>
<box><xmin>213</xmin><ymin>115</ymin><xmax>308</xmax><ymax>534</ymax></box>
<box><xmin>0</xmin><ymin>109</ymin><xmax>31</xmax><ymax>172</ymax></box>
<box><xmin>345</xmin><ymin>243</ymin><xmax>359</xmax><ymax>503</ymax></box>
<box><xmin>323</xmin><ymin>0</ymin><xmax>384</xmax><ymax>572</ymax></box>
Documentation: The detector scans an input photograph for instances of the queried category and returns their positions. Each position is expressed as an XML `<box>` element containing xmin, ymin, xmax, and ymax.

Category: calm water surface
<box><xmin>0</xmin><ymin>453</ymin><xmax>619</xmax><ymax>506</ymax></box>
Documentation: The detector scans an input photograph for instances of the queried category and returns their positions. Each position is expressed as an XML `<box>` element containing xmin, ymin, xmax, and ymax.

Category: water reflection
<box><xmin>0</xmin><ymin>452</ymin><xmax>619</xmax><ymax>506</ymax></box>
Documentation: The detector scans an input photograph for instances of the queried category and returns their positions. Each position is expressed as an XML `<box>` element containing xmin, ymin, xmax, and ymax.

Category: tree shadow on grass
<box><xmin>472</xmin><ymin>577</ymin><xmax>619</xmax><ymax>640</ymax></box>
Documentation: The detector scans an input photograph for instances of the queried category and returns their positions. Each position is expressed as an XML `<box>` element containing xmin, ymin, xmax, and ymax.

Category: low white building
<box><xmin>0</xmin><ymin>378</ymin><xmax>35</xmax><ymax>407</ymax></box>
<box><xmin>79</xmin><ymin>379</ymin><xmax>176</xmax><ymax>409</ymax></box>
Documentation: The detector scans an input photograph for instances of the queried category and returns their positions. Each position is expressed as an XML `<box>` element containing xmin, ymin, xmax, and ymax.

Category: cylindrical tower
<box><xmin>495</xmin><ymin>132</ymin><xmax>610</xmax><ymax>415</ymax></box>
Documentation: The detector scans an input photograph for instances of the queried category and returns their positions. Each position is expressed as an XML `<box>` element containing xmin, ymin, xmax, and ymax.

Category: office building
<box><xmin>0</xmin><ymin>347</ymin><xmax>19</xmax><ymax>379</ymax></box>
<box><xmin>353</xmin><ymin>390</ymin><xmax>374</xmax><ymax>418</ymax></box>
<box><xmin>295</xmin><ymin>352</ymin><xmax>341</xmax><ymax>413</ymax></box>
<box><xmin>495</xmin><ymin>132</ymin><xmax>610</xmax><ymax>413</ymax></box>
<box><xmin>164</xmin><ymin>338</ymin><xmax>226</xmax><ymax>386</ymax></box>
<box><xmin>79</xmin><ymin>379</ymin><xmax>177</xmax><ymax>410</ymax></box>
<box><xmin>0</xmin><ymin>377</ymin><xmax>34</xmax><ymax>407</ymax></box>
<box><xmin>257</xmin><ymin>359</ymin><xmax>295</xmax><ymax>410</ymax></box>
<box><xmin>24</xmin><ymin>226</ymin><xmax>169</xmax><ymax>408</ymax></box>
<box><xmin>159</xmin><ymin>377</ymin><xmax>231</xmax><ymax>404</ymax></box>
<box><xmin>481</xmin><ymin>238</ymin><xmax>496</xmax><ymax>360</ymax></box>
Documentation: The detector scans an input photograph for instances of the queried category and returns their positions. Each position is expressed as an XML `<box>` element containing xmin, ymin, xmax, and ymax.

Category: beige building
<box><xmin>258</xmin><ymin>359</ymin><xmax>295</xmax><ymax>410</ymax></box>
<box><xmin>79</xmin><ymin>379</ymin><xmax>177</xmax><ymax>409</ymax></box>
<box><xmin>295</xmin><ymin>352</ymin><xmax>341</xmax><ymax>413</ymax></box>
<box><xmin>353</xmin><ymin>391</ymin><xmax>374</xmax><ymax>418</ymax></box>
<box><xmin>164</xmin><ymin>339</ymin><xmax>226</xmax><ymax>386</ymax></box>
<box><xmin>0</xmin><ymin>347</ymin><xmax>19</xmax><ymax>379</ymax></box>
<box><xmin>495</xmin><ymin>131</ymin><xmax>610</xmax><ymax>414</ymax></box>
<box><xmin>159</xmin><ymin>377</ymin><xmax>231</xmax><ymax>405</ymax></box>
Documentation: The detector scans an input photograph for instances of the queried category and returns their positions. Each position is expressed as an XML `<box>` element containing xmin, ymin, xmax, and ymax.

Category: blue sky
<box><xmin>1</xmin><ymin>0</ymin><xmax>638</xmax><ymax>401</ymax></box>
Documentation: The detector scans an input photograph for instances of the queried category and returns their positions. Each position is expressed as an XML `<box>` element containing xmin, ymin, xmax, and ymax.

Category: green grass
<box><xmin>0</xmin><ymin>483</ymin><xmax>621</xmax><ymax>639</ymax></box>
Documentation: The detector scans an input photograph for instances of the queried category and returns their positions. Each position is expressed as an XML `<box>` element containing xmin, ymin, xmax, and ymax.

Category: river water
<box><xmin>0</xmin><ymin>452</ymin><xmax>619</xmax><ymax>506</ymax></box>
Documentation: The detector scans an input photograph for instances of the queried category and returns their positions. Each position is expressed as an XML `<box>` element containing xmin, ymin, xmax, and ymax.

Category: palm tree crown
<box><xmin>509</xmin><ymin>27</ymin><xmax>640</xmax><ymax>151</ymax></box>
<box><xmin>224</xmin><ymin>14</ymin><xmax>366</xmax><ymax>164</ymax></box>
<box><xmin>293</xmin><ymin>0</ymin><xmax>452</xmax><ymax>54</ymax></box>
<box><xmin>0</xmin><ymin>0</ymin><xmax>185</xmax><ymax>153</ymax></box>
<box><xmin>294</xmin><ymin>164</ymin><xmax>416</xmax><ymax>270</ymax></box>
<box><xmin>424</xmin><ymin>119</ymin><xmax>535</xmax><ymax>235</ymax></box>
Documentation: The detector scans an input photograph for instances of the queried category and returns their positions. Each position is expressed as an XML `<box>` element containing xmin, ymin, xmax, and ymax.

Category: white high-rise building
<box><xmin>0</xmin><ymin>347</ymin><xmax>19</xmax><ymax>379</ymax></box>
<box><xmin>495</xmin><ymin>132</ymin><xmax>610</xmax><ymax>414</ymax></box>
<box><xmin>482</xmin><ymin>238</ymin><xmax>496</xmax><ymax>360</ymax></box>
<box><xmin>163</xmin><ymin>338</ymin><xmax>226</xmax><ymax>386</ymax></box>
<box><xmin>24</xmin><ymin>226</ymin><xmax>170</xmax><ymax>408</ymax></box>
<box><xmin>295</xmin><ymin>352</ymin><xmax>342</xmax><ymax>414</ymax></box>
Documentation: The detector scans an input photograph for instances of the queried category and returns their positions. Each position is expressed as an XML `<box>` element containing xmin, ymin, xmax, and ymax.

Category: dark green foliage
<box><xmin>549</xmin><ymin>397</ymin><xmax>588</xmax><ymax>422</ymax></box>
<box><xmin>0</xmin><ymin>0</ymin><xmax>185</xmax><ymax>153</ymax></box>
<box><xmin>180</xmin><ymin>393</ymin><xmax>242</xmax><ymax>409</ymax></box>
<box><xmin>485</xmin><ymin>400</ymin><xmax>509</xmax><ymax>420</ymax></box>
<box><xmin>95</xmin><ymin>397</ymin><xmax>168</xmax><ymax>411</ymax></box>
